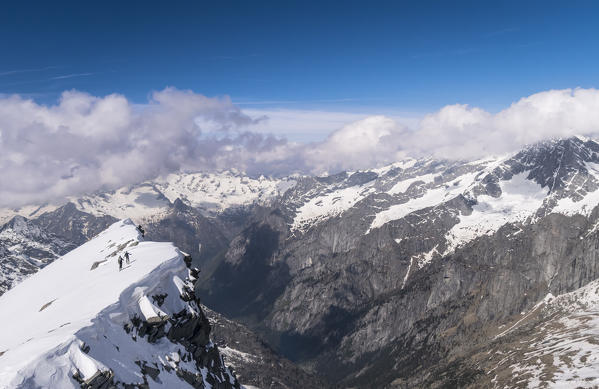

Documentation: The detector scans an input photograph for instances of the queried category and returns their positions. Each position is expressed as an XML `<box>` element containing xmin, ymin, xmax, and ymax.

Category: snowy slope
<box><xmin>443</xmin><ymin>172</ymin><xmax>548</xmax><ymax>254</ymax></box>
<box><xmin>292</xmin><ymin>183</ymin><xmax>377</xmax><ymax>231</ymax></box>
<box><xmin>369</xmin><ymin>171</ymin><xmax>480</xmax><ymax>231</ymax></box>
<box><xmin>0</xmin><ymin>219</ymin><xmax>239</xmax><ymax>389</ymax></box>
<box><xmin>483</xmin><ymin>279</ymin><xmax>599</xmax><ymax>388</ymax></box>
<box><xmin>73</xmin><ymin>184</ymin><xmax>172</xmax><ymax>222</ymax></box>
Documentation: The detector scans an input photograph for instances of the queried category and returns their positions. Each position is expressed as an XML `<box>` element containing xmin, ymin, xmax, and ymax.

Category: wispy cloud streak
<box><xmin>49</xmin><ymin>73</ymin><xmax>95</xmax><ymax>80</ymax></box>
<box><xmin>0</xmin><ymin>66</ymin><xmax>62</xmax><ymax>77</ymax></box>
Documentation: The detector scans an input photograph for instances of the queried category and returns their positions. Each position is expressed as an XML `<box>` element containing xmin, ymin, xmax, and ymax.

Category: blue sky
<box><xmin>3</xmin><ymin>1</ymin><xmax>599</xmax><ymax>205</ymax></box>
<box><xmin>1</xmin><ymin>0</ymin><xmax>598</xmax><ymax>115</ymax></box>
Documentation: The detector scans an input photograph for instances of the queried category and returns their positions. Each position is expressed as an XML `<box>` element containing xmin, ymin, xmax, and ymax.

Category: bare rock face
<box><xmin>192</xmin><ymin>137</ymin><xmax>599</xmax><ymax>387</ymax></box>
<box><xmin>145</xmin><ymin>198</ymin><xmax>233</xmax><ymax>270</ymax></box>
<box><xmin>204</xmin><ymin>304</ymin><xmax>328</xmax><ymax>388</ymax></box>
<box><xmin>35</xmin><ymin>202</ymin><xmax>118</xmax><ymax>245</ymax></box>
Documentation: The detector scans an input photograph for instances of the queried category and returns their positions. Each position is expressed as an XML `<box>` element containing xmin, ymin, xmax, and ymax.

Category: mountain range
<box><xmin>3</xmin><ymin>136</ymin><xmax>599</xmax><ymax>387</ymax></box>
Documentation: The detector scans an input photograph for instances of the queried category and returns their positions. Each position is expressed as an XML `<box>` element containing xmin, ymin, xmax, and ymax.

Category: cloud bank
<box><xmin>2</xmin><ymin>87</ymin><xmax>599</xmax><ymax>207</ymax></box>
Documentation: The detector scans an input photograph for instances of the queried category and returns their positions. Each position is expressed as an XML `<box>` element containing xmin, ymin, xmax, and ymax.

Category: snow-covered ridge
<box><xmin>285</xmin><ymin>138</ymin><xmax>599</xmax><ymax>277</ymax></box>
<box><xmin>288</xmin><ymin>158</ymin><xmax>444</xmax><ymax>232</ymax></box>
<box><xmin>73</xmin><ymin>171</ymin><xmax>294</xmax><ymax>221</ymax></box>
<box><xmin>0</xmin><ymin>219</ymin><xmax>238</xmax><ymax>388</ymax></box>
<box><xmin>369</xmin><ymin>171</ymin><xmax>481</xmax><ymax>231</ymax></box>
<box><xmin>156</xmin><ymin>171</ymin><xmax>295</xmax><ymax>213</ymax></box>
<box><xmin>0</xmin><ymin>170</ymin><xmax>295</xmax><ymax>225</ymax></box>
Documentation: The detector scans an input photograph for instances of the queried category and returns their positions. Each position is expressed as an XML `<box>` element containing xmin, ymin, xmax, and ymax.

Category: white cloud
<box><xmin>304</xmin><ymin>116</ymin><xmax>407</xmax><ymax>173</ymax></box>
<box><xmin>2</xmin><ymin>87</ymin><xmax>599</xmax><ymax>207</ymax></box>
<box><xmin>0</xmin><ymin>88</ymin><xmax>270</xmax><ymax>207</ymax></box>
<box><xmin>241</xmin><ymin>108</ymin><xmax>377</xmax><ymax>142</ymax></box>
<box><xmin>401</xmin><ymin>88</ymin><xmax>599</xmax><ymax>160</ymax></box>
<box><xmin>280</xmin><ymin>88</ymin><xmax>599</xmax><ymax>175</ymax></box>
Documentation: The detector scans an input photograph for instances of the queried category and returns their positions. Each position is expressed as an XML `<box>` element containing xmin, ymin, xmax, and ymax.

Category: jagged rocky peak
<box><xmin>463</xmin><ymin>136</ymin><xmax>599</xmax><ymax>204</ymax></box>
<box><xmin>0</xmin><ymin>215</ymin><xmax>43</xmax><ymax>237</ymax></box>
<box><xmin>0</xmin><ymin>219</ymin><xmax>240</xmax><ymax>389</ymax></box>
<box><xmin>512</xmin><ymin>136</ymin><xmax>599</xmax><ymax>192</ymax></box>
<box><xmin>34</xmin><ymin>202</ymin><xmax>118</xmax><ymax>246</ymax></box>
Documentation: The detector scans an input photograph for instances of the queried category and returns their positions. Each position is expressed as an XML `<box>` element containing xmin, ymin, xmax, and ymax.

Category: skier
<box><xmin>124</xmin><ymin>251</ymin><xmax>130</xmax><ymax>264</ymax></box>
<box><xmin>118</xmin><ymin>255</ymin><xmax>123</xmax><ymax>271</ymax></box>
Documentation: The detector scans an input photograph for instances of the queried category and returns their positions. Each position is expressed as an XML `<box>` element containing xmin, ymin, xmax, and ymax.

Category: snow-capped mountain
<box><xmin>0</xmin><ymin>219</ymin><xmax>240</xmax><ymax>389</ymax></box>
<box><xmin>0</xmin><ymin>170</ymin><xmax>289</xmax><ymax>294</ymax></box>
<box><xmin>0</xmin><ymin>170</ymin><xmax>292</xmax><ymax>226</ymax></box>
<box><xmin>5</xmin><ymin>136</ymin><xmax>599</xmax><ymax>387</ymax></box>
<box><xmin>196</xmin><ymin>136</ymin><xmax>599</xmax><ymax>387</ymax></box>
<box><xmin>255</xmin><ymin>135</ymin><xmax>599</xmax><ymax>276</ymax></box>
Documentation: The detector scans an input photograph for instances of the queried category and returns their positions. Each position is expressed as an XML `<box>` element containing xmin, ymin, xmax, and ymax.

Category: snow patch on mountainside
<box><xmin>0</xmin><ymin>204</ymin><xmax>59</xmax><ymax>225</ymax></box>
<box><xmin>369</xmin><ymin>172</ymin><xmax>479</xmax><ymax>231</ymax></box>
<box><xmin>370</xmin><ymin>159</ymin><xmax>418</xmax><ymax>175</ymax></box>
<box><xmin>292</xmin><ymin>184</ymin><xmax>376</xmax><ymax>231</ymax></box>
<box><xmin>219</xmin><ymin>346</ymin><xmax>259</xmax><ymax>367</ymax></box>
<box><xmin>387</xmin><ymin>174</ymin><xmax>436</xmax><ymax>195</ymax></box>
<box><xmin>444</xmin><ymin>173</ymin><xmax>548</xmax><ymax>253</ymax></box>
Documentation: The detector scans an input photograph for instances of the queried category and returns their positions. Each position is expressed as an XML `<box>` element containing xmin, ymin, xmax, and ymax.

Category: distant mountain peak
<box><xmin>0</xmin><ymin>215</ymin><xmax>45</xmax><ymax>239</ymax></box>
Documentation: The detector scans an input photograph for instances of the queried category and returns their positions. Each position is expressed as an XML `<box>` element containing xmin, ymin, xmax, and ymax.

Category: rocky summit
<box><xmin>4</xmin><ymin>137</ymin><xmax>599</xmax><ymax>387</ymax></box>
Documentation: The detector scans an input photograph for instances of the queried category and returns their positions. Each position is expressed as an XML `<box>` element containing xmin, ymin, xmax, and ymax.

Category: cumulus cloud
<box><xmin>303</xmin><ymin>88</ymin><xmax>599</xmax><ymax>171</ymax></box>
<box><xmin>241</xmin><ymin>108</ymin><xmax>378</xmax><ymax>142</ymax></box>
<box><xmin>400</xmin><ymin>88</ymin><xmax>599</xmax><ymax>160</ymax></box>
<box><xmin>2</xmin><ymin>87</ymin><xmax>599</xmax><ymax>207</ymax></box>
<box><xmin>304</xmin><ymin>116</ymin><xmax>408</xmax><ymax>173</ymax></box>
<box><xmin>0</xmin><ymin>88</ymin><xmax>280</xmax><ymax>207</ymax></box>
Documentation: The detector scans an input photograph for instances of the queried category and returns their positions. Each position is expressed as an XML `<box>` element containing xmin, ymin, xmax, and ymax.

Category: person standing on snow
<box><xmin>124</xmin><ymin>251</ymin><xmax>130</xmax><ymax>264</ymax></box>
<box><xmin>118</xmin><ymin>255</ymin><xmax>123</xmax><ymax>271</ymax></box>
